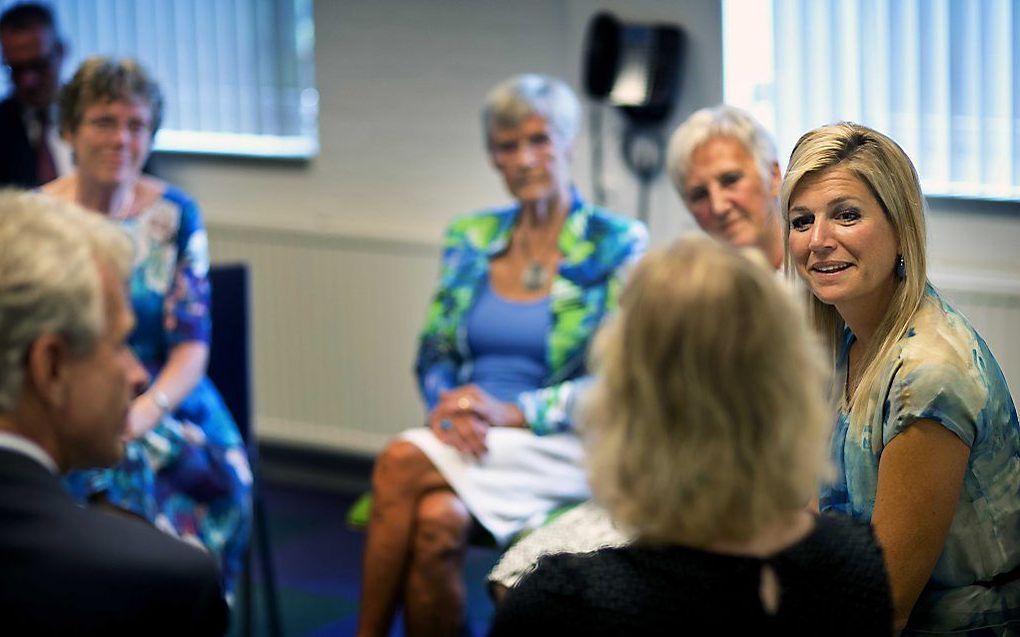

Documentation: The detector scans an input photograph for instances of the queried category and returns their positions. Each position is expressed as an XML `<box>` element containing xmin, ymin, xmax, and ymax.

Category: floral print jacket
<box><xmin>415</xmin><ymin>194</ymin><xmax>647</xmax><ymax>435</ymax></box>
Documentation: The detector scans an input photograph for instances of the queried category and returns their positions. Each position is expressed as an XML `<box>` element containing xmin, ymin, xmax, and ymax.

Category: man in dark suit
<box><xmin>0</xmin><ymin>191</ymin><xmax>229</xmax><ymax>636</ymax></box>
<box><xmin>0</xmin><ymin>2</ymin><xmax>68</xmax><ymax>188</ymax></box>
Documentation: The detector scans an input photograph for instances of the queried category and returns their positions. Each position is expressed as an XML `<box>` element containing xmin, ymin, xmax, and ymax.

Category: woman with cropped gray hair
<box><xmin>482</xmin><ymin>73</ymin><xmax>581</xmax><ymax>148</ymax></box>
<box><xmin>489</xmin><ymin>104</ymin><xmax>788</xmax><ymax>596</ymax></box>
<box><xmin>666</xmin><ymin>104</ymin><xmax>784</xmax><ymax>268</ymax></box>
<box><xmin>667</xmin><ymin>104</ymin><xmax>778</xmax><ymax>192</ymax></box>
<box><xmin>357</xmin><ymin>73</ymin><xmax>646</xmax><ymax>637</ymax></box>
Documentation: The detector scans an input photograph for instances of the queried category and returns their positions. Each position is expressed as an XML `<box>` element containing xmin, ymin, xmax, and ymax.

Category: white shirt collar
<box><xmin>0</xmin><ymin>430</ymin><xmax>58</xmax><ymax>474</ymax></box>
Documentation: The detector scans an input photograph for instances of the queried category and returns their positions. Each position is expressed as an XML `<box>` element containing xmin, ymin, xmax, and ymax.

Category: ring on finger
<box><xmin>440</xmin><ymin>419</ymin><xmax>453</xmax><ymax>431</ymax></box>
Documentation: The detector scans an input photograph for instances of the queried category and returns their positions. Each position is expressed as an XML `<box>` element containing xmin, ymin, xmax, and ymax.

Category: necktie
<box><xmin>35</xmin><ymin>108</ymin><xmax>58</xmax><ymax>185</ymax></box>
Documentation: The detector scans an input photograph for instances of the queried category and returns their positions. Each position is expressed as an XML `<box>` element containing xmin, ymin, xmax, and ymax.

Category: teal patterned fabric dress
<box><xmin>819</xmin><ymin>286</ymin><xmax>1020</xmax><ymax>635</ymax></box>
<box><xmin>64</xmin><ymin>186</ymin><xmax>253</xmax><ymax>598</ymax></box>
<box><xmin>415</xmin><ymin>192</ymin><xmax>648</xmax><ymax>435</ymax></box>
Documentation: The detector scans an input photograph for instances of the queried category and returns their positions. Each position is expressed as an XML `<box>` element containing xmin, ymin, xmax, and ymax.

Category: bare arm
<box><xmin>871</xmin><ymin>418</ymin><xmax>969</xmax><ymax>631</ymax></box>
<box><xmin>126</xmin><ymin>341</ymin><xmax>209</xmax><ymax>439</ymax></box>
<box><xmin>150</xmin><ymin>341</ymin><xmax>208</xmax><ymax>405</ymax></box>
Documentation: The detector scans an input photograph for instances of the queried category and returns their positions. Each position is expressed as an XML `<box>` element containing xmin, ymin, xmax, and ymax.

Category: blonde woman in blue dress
<box><xmin>784</xmin><ymin>122</ymin><xmax>1020</xmax><ymax>635</ymax></box>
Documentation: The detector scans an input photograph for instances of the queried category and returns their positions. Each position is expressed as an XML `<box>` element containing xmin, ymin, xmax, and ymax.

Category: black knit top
<box><xmin>490</xmin><ymin>512</ymin><xmax>891</xmax><ymax>636</ymax></box>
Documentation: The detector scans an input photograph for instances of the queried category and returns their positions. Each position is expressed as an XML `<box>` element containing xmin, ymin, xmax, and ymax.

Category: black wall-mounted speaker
<box><xmin>583</xmin><ymin>11</ymin><xmax>685</xmax><ymax>125</ymax></box>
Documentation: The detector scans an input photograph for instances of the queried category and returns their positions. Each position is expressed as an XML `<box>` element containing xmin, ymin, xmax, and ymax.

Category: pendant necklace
<box><xmin>108</xmin><ymin>184</ymin><xmax>136</xmax><ymax>220</ymax></box>
<box><xmin>518</xmin><ymin>230</ymin><xmax>549</xmax><ymax>292</ymax></box>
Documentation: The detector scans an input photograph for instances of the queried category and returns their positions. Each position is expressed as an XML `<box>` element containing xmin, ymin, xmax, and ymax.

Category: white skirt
<box><xmin>400</xmin><ymin>427</ymin><xmax>590</xmax><ymax>546</ymax></box>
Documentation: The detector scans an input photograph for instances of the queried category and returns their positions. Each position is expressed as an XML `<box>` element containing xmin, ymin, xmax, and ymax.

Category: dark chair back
<box><xmin>207</xmin><ymin>263</ymin><xmax>253</xmax><ymax>447</ymax></box>
<box><xmin>206</xmin><ymin>263</ymin><xmax>282</xmax><ymax>635</ymax></box>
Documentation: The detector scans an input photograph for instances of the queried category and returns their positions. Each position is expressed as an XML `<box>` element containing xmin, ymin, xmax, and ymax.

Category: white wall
<box><xmin>147</xmin><ymin>1</ymin><xmax>1020</xmax><ymax>451</ymax></box>
<box><xmin>146</xmin><ymin>1</ymin><xmax>724</xmax><ymax>451</ymax></box>
<box><xmin>154</xmin><ymin>0</ymin><xmax>721</xmax><ymax>245</ymax></box>
<box><xmin>927</xmin><ymin>198</ymin><xmax>1020</xmax><ymax>278</ymax></box>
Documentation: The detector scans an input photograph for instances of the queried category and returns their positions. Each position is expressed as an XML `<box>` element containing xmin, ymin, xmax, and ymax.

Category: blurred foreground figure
<box><xmin>0</xmin><ymin>190</ymin><xmax>227</xmax><ymax>636</ymax></box>
<box><xmin>490</xmin><ymin>237</ymin><xmax>893</xmax><ymax>636</ymax></box>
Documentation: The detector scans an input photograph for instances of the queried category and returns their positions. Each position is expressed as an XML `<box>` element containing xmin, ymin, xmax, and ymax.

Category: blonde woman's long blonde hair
<box><xmin>583</xmin><ymin>236</ymin><xmax>832</xmax><ymax>546</ymax></box>
<box><xmin>781</xmin><ymin>122</ymin><xmax>929</xmax><ymax>423</ymax></box>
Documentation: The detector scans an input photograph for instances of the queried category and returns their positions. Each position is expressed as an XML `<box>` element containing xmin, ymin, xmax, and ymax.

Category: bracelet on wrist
<box><xmin>149</xmin><ymin>389</ymin><xmax>171</xmax><ymax>414</ymax></box>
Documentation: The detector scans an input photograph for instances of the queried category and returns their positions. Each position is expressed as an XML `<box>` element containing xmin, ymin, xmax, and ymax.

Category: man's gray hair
<box><xmin>0</xmin><ymin>190</ymin><xmax>133</xmax><ymax>413</ymax></box>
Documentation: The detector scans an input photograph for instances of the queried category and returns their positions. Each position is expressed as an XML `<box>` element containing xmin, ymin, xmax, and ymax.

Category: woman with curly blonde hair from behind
<box><xmin>490</xmin><ymin>237</ymin><xmax>892</xmax><ymax>635</ymax></box>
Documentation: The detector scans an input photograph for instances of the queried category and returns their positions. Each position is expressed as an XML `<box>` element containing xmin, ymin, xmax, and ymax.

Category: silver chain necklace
<box><xmin>517</xmin><ymin>230</ymin><xmax>550</xmax><ymax>291</ymax></box>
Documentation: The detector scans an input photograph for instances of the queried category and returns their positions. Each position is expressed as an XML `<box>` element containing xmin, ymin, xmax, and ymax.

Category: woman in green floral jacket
<box><xmin>356</xmin><ymin>74</ymin><xmax>646</xmax><ymax>637</ymax></box>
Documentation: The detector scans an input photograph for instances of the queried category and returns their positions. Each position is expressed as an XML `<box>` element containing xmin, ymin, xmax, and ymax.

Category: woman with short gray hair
<box><xmin>357</xmin><ymin>73</ymin><xmax>646</xmax><ymax>637</ymax></box>
<box><xmin>481</xmin><ymin>73</ymin><xmax>581</xmax><ymax>149</ymax></box>
<box><xmin>489</xmin><ymin>104</ymin><xmax>788</xmax><ymax>596</ymax></box>
<box><xmin>667</xmin><ymin>104</ymin><xmax>784</xmax><ymax>268</ymax></box>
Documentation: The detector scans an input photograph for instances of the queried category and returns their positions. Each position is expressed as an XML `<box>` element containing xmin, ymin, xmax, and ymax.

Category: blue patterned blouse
<box><xmin>415</xmin><ymin>191</ymin><xmax>647</xmax><ymax>435</ymax></box>
<box><xmin>820</xmin><ymin>286</ymin><xmax>1020</xmax><ymax>634</ymax></box>
<box><xmin>64</xmin><ymin>186</ymin><xmax>252</xmax><ymax>597</ymax></box>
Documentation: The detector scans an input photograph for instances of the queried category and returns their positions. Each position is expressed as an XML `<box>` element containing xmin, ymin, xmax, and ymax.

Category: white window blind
<box><xmin>724</xmin><ymin>0</ymin><xmax>1020</xmax><ymax>202</ymax></box>
<box><xmin>1</xmin><ymin>0</ymin><xmax>318</xmax><ymax>158</ymax></box>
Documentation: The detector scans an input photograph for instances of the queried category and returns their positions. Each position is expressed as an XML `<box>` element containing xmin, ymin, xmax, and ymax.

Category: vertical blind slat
<box><xmin>892</xmin><ymin>0</ymin><xmax>922</xmax><ymax>164</ymax></box>
<box><xmin>802</xmin><ymin>1</ymin><xmax>830</xmax><ymax>128</ymax></box>
<box><xmin>255</xmin><ymin>0</ymin><xmax>275</xmax><ymax>136</ymax></box>
<box><xmin>949</xmin><ymin>0</ymin><xmax>981</xmax><ymax>186</ymax></box>
<box><xmin>176</xmin><ymin>0</ymin><xmax>194</xmax><ymax>131</ymax></box>
<box><xmin>919</xmin><ymin>0</ymin><xmax>950</xmax><ymax>186</ymax></box>
<box><xmin>836</xmin><ymin>0</ymin><xmax>861</xmax><ymax>124</ymax></box>
<box><xmin>215</xmin><ymin>0</ymin><xmax>235</xmax><ymax>135</ymax></box>
<box><xmin>1014</xmin><ymin>2</ymin><xmax>1020</xmax><ymax>187</ymax></box>
<box><xmin>193</xmin><ymin>0</ymin><xmax>214</xmax><ymax>133</ymax></box>
<box><xmin>280</xmin><ymin>1</ymin><xmax>298</xmax><ymax>134</ymax></box>
<box><xmin>236</xmin><ymin>0</ymin><xmax>257</xmax><ymax>136</ymax></box>
<box><xmin>773</xmin><ymin>0</ymin><xmax>800</xmax><ymax>160</ymax></box>
<box><xmin>860</xmin><ymin>0</ymin><xmax>891</xmax><ymax>137</ymax></box>
<box><xmin>981</xmin><ymin>0</ymin><xmax>1012</xmax><ymax>190</ymax></box>
<box><xmin>95</xmin><ymin>0</ymin><xmax>111</xmax><ymax>56</ymax></box>
<box><xmin>156</xmin><ymin>0</ymin><xmax>178</xmax><ymax>132</ymax></box>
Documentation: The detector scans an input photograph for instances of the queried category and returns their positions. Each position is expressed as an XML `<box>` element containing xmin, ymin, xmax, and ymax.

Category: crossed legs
<box><xmin>357</xmin><ymin>440</ymin><xmax>473</xmax><ymax>637</ymax></box>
